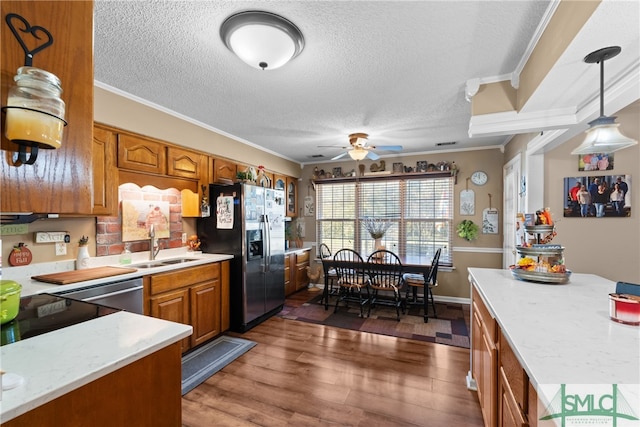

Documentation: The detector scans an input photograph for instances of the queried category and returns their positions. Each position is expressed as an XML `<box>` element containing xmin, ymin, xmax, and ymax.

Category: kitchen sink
<box><xmin>132</xmin><ymin>262</ymin><xmax>167</xmax><ymax>268</ymax></box>
<box><xmin>160</xmin><ymin>258</ymin><xmax>199</xmax><ymax>265</ymax></box>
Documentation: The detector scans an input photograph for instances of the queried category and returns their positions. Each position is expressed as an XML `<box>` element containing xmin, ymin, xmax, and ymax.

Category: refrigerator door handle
<box><xmin>264</xmin><ymin>214</ymin><xmax>271</xmax><ymax>271</ymax></box>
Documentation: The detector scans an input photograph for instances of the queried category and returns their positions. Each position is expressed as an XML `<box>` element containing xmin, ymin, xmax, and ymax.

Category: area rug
<box><xmin>181</xmin><ymin>335</ymin><xmax>256</xmax><ymax>395</ymax></box>
<box><xmin>279</xmin><ymin>293</ymin><xmax>470</xmax><ymax>348</ymax></box>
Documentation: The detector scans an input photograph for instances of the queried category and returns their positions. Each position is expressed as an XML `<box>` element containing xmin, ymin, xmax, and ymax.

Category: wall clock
<box><xmin>471</xmin><ymin>171</ymin><xmax>488</xmax><ymax>186</ymax></box>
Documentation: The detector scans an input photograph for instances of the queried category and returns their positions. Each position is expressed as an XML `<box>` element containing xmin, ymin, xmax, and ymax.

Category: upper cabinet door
<box><xmin>167</xmin><ymin>146</ymin><xmax>206</xmax><ymax>181</ymax></box>
<box><xmin>0</xmin><ymin>1</ymin><xmax>94</xmax><ymax>214</ymax></box>
<box><xmin>286</xmin><ymin>177</ymin><xmax>298</xmax><ymax>217</ymax></box>
<box><xmin>273</xmin><ymin>174</ymin><xmax>286</xmax><ymax>191</ymax></box>
<box><xmin>92</xmin><ymin>125</ymin><xmax>118</xmax><ymax>216</ymax></box>
<box><xmin>117</xmin><ymin>134</ymin><xmax>167</xmax><ymax>175</ymax></box>
<box><xmin>212</xmin><ymin>158</ymin><xmax>237</xmax><ymax>183</ymax></box>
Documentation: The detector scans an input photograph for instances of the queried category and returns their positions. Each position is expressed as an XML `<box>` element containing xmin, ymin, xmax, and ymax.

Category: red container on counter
<box><xmin>609</xmin><ymin>293</ymin><xmax>640</xmax><ymax>326</ymax></box>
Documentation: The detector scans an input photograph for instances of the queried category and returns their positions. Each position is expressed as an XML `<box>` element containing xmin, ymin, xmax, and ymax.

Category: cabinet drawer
<box><xmin>295</xmin><ymin>250</ymin><xmax>310</xmax><ymax>265</ymax></box>
<box><xmin>150</xmin><ymin>263</ymin><xmax>220</xmax><ymax>295</ymax></box>
<box><xmin>500</xmin><ymin>330</ymin><xmax>528</xmax><ymax>412</ymax></box>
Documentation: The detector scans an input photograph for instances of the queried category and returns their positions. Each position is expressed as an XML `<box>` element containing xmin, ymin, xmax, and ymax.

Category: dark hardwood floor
<box><xmin>182</xmin><ymin>289</ymin><xmax>483</xmax><ymax>426</ymax></box>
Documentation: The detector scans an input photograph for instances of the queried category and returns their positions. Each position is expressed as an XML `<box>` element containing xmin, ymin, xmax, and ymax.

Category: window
<box><xmin>316</xmin><ymin>175</ymin><xmax>453</xmax><ymax>265</ymax></box>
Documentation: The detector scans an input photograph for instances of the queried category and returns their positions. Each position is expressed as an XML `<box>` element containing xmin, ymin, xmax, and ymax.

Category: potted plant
<box><xmin>456</xmin><ymin>220</ymin><xmax>479</xmax><ymax>241</ymax></box>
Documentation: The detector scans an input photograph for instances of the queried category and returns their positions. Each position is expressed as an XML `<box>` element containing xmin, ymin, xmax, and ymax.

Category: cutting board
<box><xmin>32</xmin><ymin>266</ymin><xmax>138</xmax><ymax>285</ymax></box>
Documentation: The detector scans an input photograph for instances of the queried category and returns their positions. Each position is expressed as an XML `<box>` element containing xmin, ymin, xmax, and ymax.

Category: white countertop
<box><xmin>0</xmin><ymin>311</ymin><xmax>192</xmax><ymax>422</ymax></box>
<box><xmin>2</xmin><ymin>249</ymin><xmax>233</xmax><ymax>297</ymax></box>
<box><xmin>468</xmin><ymin>268</ymin><xmax>640</xmax><ymax>398</ymax></box>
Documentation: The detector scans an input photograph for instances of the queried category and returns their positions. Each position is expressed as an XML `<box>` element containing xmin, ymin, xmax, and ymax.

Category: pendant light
<box><xmin>220</xmin><ymin>11</ymin><xmax>304</xmax><ymax>70</ymax></box>
<box><xmin>571</xmin><ymin>46</ymin><xmax>637</xmax><ymax>155</ymax></box>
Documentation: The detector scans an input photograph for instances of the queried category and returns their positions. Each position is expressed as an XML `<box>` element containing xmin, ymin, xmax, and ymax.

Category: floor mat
<box><xmin>181</xmin><ymin>335</ymin><xmax>256</xmax><ymax>395</ymax></box>
<box><xmin>278</xmin><ymin>292</ymin><xmax>470</xmax><ymax>348</ymax></box>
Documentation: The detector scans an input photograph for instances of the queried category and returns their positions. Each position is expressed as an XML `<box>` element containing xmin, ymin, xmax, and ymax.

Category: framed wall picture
<box><xmin>332</xmin><ymin>167</ymin><xmax>342</xmax><ymax>178</ymax></box>
<box><xmin>578</xmin><ymin>153</ymin><xmax>614</xmax><ymax>171</ymax></box>
<box><xmin>416</xmin><ymin>161</ymin><xmax>428</xmax><ymax>172</ymax></box>
<box><xmin>563</xmin><ymin>174</ymin><xmax>631</xmax><ymax>218</ymax></box>
<box><xmin>393</xmin><ymin>162</ymin><xmax>404</xmax><ymax>173</ymax></box>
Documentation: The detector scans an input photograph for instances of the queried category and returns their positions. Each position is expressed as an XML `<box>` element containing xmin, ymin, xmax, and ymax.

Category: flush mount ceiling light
<box><xmin>220</xmin><ymin>10</ymin><xmax>304</xmax><ymax>70</ymax></box>
<box><xmin>571</xmin><ymin>46</ymin><xmax>638</xmax><ymax>155</ymax></box>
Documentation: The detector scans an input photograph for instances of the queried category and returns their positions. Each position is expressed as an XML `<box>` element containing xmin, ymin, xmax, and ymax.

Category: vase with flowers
<box><xmin>362</xmin><ymin>217</ymin><xmax>391</xmax><ymax>252</ymax></box>
<box><xmin>76</xmin><ymin>235</ymin><xmax>90</xmax><ymax>270</ymax></box>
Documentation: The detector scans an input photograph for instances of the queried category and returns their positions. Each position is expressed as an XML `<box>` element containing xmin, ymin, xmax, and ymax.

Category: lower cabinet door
<box><xmin>151</xmin><ymin>288</ymin><xmax>190</xmax><ymax>352</ymax></box>
<box><xmin>499</xmin><ymin>367</ymin><xmax>529</xmax><ymax>427</ymax></box>
<box><xmin>190</xmin><ymin>280</ymin><xmax>220</xmax><ymax>348</ymax></box>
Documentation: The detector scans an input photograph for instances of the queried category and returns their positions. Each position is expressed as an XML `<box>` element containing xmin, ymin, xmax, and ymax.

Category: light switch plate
<box><xmin>182</xmin><ymin>233</ymin><xmax>187</xmax><ymax>244</ymax></box>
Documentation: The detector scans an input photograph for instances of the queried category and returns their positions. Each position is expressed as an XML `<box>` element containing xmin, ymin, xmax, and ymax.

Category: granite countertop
<box><xmin>2</xmin><ymin>248</ymin><xmax>233</xmax><ymax>297</ymax></box>
<box><xmin>467</xmin><ymin>268</ymin><xmax>640</xmax><ymax>393</ymax></box>
<box><xmin>0</xmin><ymin>311</ymin><xmax>192</xmax><ymax>422</ymax></box>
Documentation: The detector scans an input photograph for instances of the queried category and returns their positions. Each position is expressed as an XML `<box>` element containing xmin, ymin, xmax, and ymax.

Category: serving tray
<box><xmin>511</xmin><ymin>268</ymin><xmax>571</xmax><ymax>284</ymax></box>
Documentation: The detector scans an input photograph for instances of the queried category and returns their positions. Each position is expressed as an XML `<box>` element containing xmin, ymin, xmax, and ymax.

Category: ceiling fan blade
<box><xmin>366</xmin><ymin>151</ymin><xmax>380</xmax><ymax>161</ymax></box>
<box><xmin>371</xmin><ymin>145</ymin><xmax>403</xmax><ymax>151</ymax></box>
<box><xmin>331</xmin><ymin>151</ymin><xmax>349</xmax><ymax>161</ymax></box>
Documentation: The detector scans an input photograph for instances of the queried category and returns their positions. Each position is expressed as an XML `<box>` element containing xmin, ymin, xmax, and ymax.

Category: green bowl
<box><xmin>1</xmin><ymin>280</ymin><xmax>22</xmax><ymax>324</ymax></box>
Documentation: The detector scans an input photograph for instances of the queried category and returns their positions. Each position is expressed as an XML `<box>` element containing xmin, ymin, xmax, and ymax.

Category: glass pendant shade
<box><xmin>571</xmin><ymin>116</ymin><xmax>638</xmax><ymax>155</ymax></box>
<box><xmin>572</xmin><ymin>46</ymin><xmax>637</xmax><ymax>155</ymax></box>
<box><xmin>349</xmin><ymin>148</ymin><xmax>368</xmax><ymax>161</ymax></box>
<box><xmin>221</xmin><ymin>11</ymin><xmax>304</xmax><ymax>70</ymax></box>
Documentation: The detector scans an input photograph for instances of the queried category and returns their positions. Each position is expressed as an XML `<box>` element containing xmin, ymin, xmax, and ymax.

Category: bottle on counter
<box><xmin>119</xmin><ymin>244</ymin><xmax>132</xmax><ymax>265</ymax></box>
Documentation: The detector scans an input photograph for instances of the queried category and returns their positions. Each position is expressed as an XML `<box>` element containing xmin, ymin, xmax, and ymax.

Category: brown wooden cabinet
<box><xmin>273</xmin><ymin>174</ymin><xmax>287</xmax><ymax>190</ymax></box>
<box><xmin>1</xmin><ymin>1</ymin><xmax>94</xmax><ymax>215</ymax></box>
<box><xmin>117</xmin><ymin>133</ymin><xmax>167</xmax><ymax>175</ymax></box>
<box><xmin>286</xmin><ymin>177</ymin><xmax>298</xmax><ymax>217</ymax></box>
<box><xmin>150</xmin><ymin>288</ymin><xmax>190</xmax><ymax>353</ymax></box>
<box><xmin>472</xmin><ymin>287</ymin><xmax>498</xmax><ymax>427</ymax></box>
<box><xmin>285</xmin><ymin>248</ymin><xmax>310</xmax><ymax>296</ymax></box>
<box><xmin>147</xmin><ymin>261</ymin><xmax>228</xmax><ymax>353</ymax></box>
<box><xmin>295</xmin><ymin>249</ymin><xmax>310</xmax><ymax>291</ymax></box>
<box><xmin>167</xmin><ymin>146</ymin><xmax>207</xmax><ymax>181</ymax></box>
<box><xmin>92</xmin><ymin>125</ymin><xmax>117</xmax><ymax>215</ymax></box>
<box><xmin>212</xmin><ymin>157</ymin><xmax>237</xmax><ymax>183</ymax></box>
<box><xmin>472</xmin><ymin>283</ymin><xmax>537</xmax><ymax>427</ymax></box>
<box><xmin>284</xmin><ymin>253</ymin><xmax>294</xmax><ymax>295</ymax></box>
<box><xmin>3</xmin><ymin>342</ymin><xmax>183</xmax><ymax>427</ymax></box>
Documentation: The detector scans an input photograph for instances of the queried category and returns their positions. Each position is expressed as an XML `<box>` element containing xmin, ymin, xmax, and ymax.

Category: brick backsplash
<box><xmin>96</xmin><ymin>184</ymin><xmax>184</xmax><ymax>257</ymax></box>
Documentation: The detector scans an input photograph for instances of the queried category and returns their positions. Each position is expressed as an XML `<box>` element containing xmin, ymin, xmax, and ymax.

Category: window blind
<box><xmin>316</xmin><ymin>175</ymin><xmax>453</xmax><ymax>265</ymax></box>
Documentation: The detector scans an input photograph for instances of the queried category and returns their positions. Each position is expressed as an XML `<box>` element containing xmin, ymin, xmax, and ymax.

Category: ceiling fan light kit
<box><xmin>220</xmin><ymin>10</ymin><xmax>305</xmax><ymax>70</ymax></box>
<box><xmin>571</xmin><ymin>46</ymin><xmax>638</xmax><ymax>155</ymax></box>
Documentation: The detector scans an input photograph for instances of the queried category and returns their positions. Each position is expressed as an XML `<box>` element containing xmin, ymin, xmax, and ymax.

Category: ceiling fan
<box><xmin>327</xmin><ymin>133</ymin><xmax>403</xmax><ymax>161</ymax></box>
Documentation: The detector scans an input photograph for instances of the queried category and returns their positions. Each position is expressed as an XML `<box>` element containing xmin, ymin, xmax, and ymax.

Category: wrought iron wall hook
<box><xmin>5</xmin><ymin>13</ymin><xmax>54</xmax><ymax>66</ymax></box>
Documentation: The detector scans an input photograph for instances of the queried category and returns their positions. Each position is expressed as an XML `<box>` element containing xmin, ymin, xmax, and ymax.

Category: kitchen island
<box><xmin>1</xmin><ymin>310</ymin><xmax>192</xmax><ymax>425</ymax></box>
<box><xmin>467</xmin><ymin>268</ymin><xmax>640</xmax><ymax>427</ymax></box>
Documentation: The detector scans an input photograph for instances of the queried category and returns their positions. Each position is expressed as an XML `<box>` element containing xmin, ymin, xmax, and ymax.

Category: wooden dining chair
<box><xmin>333</xmin><ymin>248</ymin><xmax>370</xmax><ymax>317</ymax></box>
<box><xmin>403</xmin><ymin>248</ymin><xmax>441</xmax><ymax>323</ymax></box>
<box><xmin>319</xmin><ymin>243</ymin><xmax>339</xmax><ymax>304</ymax></box>
<box><xmin>366</xmin><ymin>250</ymin><xmax>405</xmax><ymax>320</ymax></box>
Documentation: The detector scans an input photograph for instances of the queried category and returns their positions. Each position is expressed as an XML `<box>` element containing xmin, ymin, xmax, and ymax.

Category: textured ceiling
<box><xmin>93</xmin><ymin>1</ymin><xmax>636</xmax><ymax>164</ymax></box>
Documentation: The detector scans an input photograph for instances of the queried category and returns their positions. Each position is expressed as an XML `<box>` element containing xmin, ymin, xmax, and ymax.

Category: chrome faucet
<box><xmin>149</xmin><ymin>224</ymin><xmax>160</xmax><ymax>260</ymax></box>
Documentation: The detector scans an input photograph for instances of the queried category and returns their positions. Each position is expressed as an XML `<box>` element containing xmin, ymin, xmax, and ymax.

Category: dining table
<box><xmin>319</xmin><ymin>253</ymin><xmax>433</xmax><ymax>310</ymax></box>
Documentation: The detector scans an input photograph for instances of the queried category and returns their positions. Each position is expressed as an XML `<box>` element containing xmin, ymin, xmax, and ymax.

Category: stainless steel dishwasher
<box><xmin>54</xmin><ymin>277</ymin><xmax>144</xmax><ymax>314</ymax></box>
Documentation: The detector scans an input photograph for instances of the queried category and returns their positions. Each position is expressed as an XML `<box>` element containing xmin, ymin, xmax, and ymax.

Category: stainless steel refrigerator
<box><xmin>197</xmin><ymin>183</ymin><xmax>285</xmax><ymax>332</ymax></box>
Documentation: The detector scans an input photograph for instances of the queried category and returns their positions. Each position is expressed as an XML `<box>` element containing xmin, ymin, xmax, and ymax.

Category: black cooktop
<box><xmin>1</xmin><ymin>293</ymin><xmax>121</xmax><ymax>346</ymax></box>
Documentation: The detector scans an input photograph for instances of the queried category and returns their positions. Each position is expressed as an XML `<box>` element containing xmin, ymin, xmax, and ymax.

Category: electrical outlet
<box><xmin>182</xmin><ymin>233</ymin><xmax>187</xmax><ymax>244</ymax></box>
<box><xmin>55</xmin><ymin>242</ymin><xmax>67</xmax><ymax>256</ymax></box>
